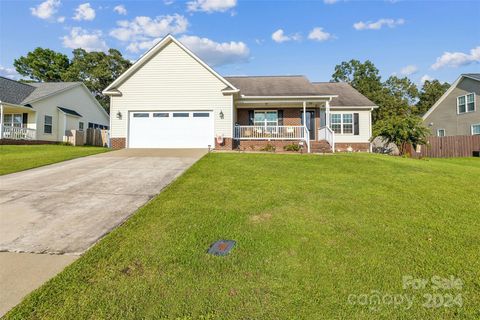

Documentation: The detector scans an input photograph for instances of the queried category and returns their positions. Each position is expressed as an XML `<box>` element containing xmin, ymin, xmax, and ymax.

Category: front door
<box><xmin>301</xmin><ymin>111</ymin><xmax>315</xmax><ymax>140</ymax></box>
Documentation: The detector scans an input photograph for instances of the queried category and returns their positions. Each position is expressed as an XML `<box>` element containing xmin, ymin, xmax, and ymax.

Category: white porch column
<box><xmin>325</xmin><ymin>100</ymin><xmax>331</xmax><ymax>128</ymax></box>
<box><xmin>0</xmin><ymin>102</ymin><xmax>3</xmax><ymax>139</ymax></box>
<box><xmin>303</xmin><ymin>101</ymin><xmax>307</xmax><ymax>127</ymax></box>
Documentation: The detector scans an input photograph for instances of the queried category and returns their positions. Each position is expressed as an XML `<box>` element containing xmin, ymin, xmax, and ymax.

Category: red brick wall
<box><xmin>215</xmin><ymin>137</ymin><xmax>233</xmax><ymax>150</ymax></box>
<box><xmin>236</xmin><ymin>108</ymin><xmax>320</xmax><ymax>139</ymax></box>
<box><xmin>234</xmin><ymin>140</ymin><xmax>306</xmax><ymax>152</ymax></box>
<box><xmin>335</xmin><ymin>143</ymin><xmax>371</xmax><ymax>152</ymax></box>
<box><xmin>111</xmin><ymin>138</ymin><xmax>126</xmax><ymax>149</ymax></box>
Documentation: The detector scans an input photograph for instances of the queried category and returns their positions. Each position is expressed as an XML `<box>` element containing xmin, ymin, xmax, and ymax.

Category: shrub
<box><xmin>260</xmin><ymin>143</ymin><xmax>276</xmax><ymax>152</ymax></box>
<box><xmin>283</xmin><ymin>143</ymin><xmax>301</xmax><ymax>152</ymax></box>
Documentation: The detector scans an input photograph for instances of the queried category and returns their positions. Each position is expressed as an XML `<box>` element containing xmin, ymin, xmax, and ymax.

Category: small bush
<box><xmin>260</xmin><ymin>144</ymin><xmax>276</xmax><ymax>152</ymax></box>
<box><xmin>283</xmin><ymin>144</ymin><xmax>301</xmax><ymax>152</ymax></box>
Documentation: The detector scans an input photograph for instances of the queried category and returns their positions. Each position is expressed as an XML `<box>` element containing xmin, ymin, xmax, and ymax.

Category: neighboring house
<box><xmin>103</xmin><ymin>35</ymin><xmax>377</xmax><ymax>152</ymax></box>
<box><xmin>423</xmin><ymin>73</ymin><xmax>480</xmax><ymax>137</ymax></box>
<box><xmin>0</xmin><ymin>77</ymin><xmax>109</xmax><ymax>143</ymax></box>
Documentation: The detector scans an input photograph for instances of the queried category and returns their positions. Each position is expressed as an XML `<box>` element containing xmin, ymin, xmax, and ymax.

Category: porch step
<box><xmin>310</xmin><ymin>140</ymin><xmax>332</xmax><ymax>153</ymax></box>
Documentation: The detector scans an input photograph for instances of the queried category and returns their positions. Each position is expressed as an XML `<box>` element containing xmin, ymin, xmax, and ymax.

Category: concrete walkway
<box><xmin>0</xmin><ymin>148</ymin><xmax>206</xmax><ymax>315</ymax></box>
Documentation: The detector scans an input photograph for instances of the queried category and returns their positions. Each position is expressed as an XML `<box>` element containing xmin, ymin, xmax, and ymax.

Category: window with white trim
<box><xmin>79</xmin><ymin>122</ymin><xmax>84</xmax><ymax>131</ymax></box>
<box><xmin>457</xmin><ymin>93</ymin><xmax>475</xmax><ymax>114</ymax></box>
<box><xmin>437</xmin><ymin>129</ymin><xmax>446</xmax><ymax>137</ymax></box>
<box><xmin>254</xmin><ymin>110</ymin><xmax>278</xmax><ymax>126</ymax></box>
<box><xmin>331</xmin><ymin>113</ymin><xmax>354</xmax><ymax>134</ymax></box>
<box><xmin>472</xmin><ymin>124</ymin><xmax>480</xmax><ymax>135</ymax></box>
<box><xmin>44</xmin><ymin>115</ymin><xmax>52</xmax><ymax>134</ymax></box>
<box><xmin>3</xmin><ymin>113</ymin><xmax>22</xmax><ymax>127</ymax></box>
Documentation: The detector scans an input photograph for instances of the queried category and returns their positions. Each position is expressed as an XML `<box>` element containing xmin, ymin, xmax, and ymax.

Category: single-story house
<box><xmin>423</xmin><ymin>73</ymin><xmax>480</xmax><ymax>137</ymax></box>
<box><xmin>0</xmin><ymin>77</ymin><xmax>109</xmax><ymax>143</ymax></box>
<box><xmin>103</xmin><ymin>35</ymin><xmax>377</xmax><ymax>152</ymax></box>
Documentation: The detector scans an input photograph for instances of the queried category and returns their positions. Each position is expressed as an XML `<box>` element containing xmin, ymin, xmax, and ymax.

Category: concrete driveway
<box><xmin>0</xmin><ymin>148</ymin><xmax>205</xmax><ymax>316</ymax></box>
<box><xmin>0</xmin><ymin>148</ymin><xmax>206</xmax><ymax>254</ymax></box>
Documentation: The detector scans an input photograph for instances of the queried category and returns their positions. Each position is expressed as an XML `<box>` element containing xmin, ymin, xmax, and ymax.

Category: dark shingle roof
<box><xmin>0</xmin><ymin>77</ymin><xmax>82</xmax><ymax>105</ymax></box>
<box><xmin>25</xmin><ymin>82</ymin><xmax>80</xmax><ymax>103</ymax></box>
<box><xmin>0</xmin><ymin>77</ymin><xmax>36</xmax><ymax>105</ymax></box>
<box><xmin>312</xmin><ymin>82</ymin><xmax>376</xmax><ymax>107</ymax></box>
<box><xmin>58</xmin><ymin>107</ymin><xmax>82</xmax><ymax>117</ymax></box>
<box><xmin>463</xmin><ymin>73</ymin><xmax>480</xmax><ymax>81</ymax></box>
<box><xmin>224</xmin><ymin>76</ymin><xmax>323</xmax><ymax>96</ymax></box>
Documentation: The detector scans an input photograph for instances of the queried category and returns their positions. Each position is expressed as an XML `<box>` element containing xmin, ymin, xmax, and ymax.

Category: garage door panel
<box><xmin>129</xmin><ymin>111</ymin><xmax>214</xmax><ymax>148</ymax></box>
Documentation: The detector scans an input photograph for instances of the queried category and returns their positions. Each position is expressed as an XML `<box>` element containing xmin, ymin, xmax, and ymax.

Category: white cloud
<box><xmin>324</xmin><ymin>0</ymin><xmax>339</xmax><ymax>3</ymax></box>
<box><xmin>431</xmin><ymin>46</ymin><xmax>480</xmax><ymax>70</ymax></box>
<box><xmin>164</xmin><ymin>0</ymin><xmax>175</xmax><ymax>4</ymax></box>
<box><xmin>57</xmin><ymin>16</ymin><xmax>65</xmax><ymax>23</ymax></box>
<box><xmin>113</xmin><ymin>5</ymin><xmax>127</xmax><ymax>15</ymax></box>
<box><xmin>110</xmin><ymin>14</ymin><xmax>188</xmax><ymax>42</ymax></box>
<box><xmin>353</xmin><ymin>18</ymin><xmax>405</xmax><ymax>30</ymax></box>
<box><xmin>271</xmin><ymin>29</ymin><xmax>301</xmax><ymax>43</ymax></box>
<box><xmin>73</xmin><ymin>3</ymin><xmax>96</xmax><ymax>21</ymax></box>
<box><xmin>62</xmin><ymin>27</ymin><xmax>108</xmax><ymax>52</ymax></box>
<box><xmin>0</xmin><ymin>65</ymin><xmax>21</xmax><ymax>80</ymax></box>
<box><xmin>400</xmin><ymin>65</ymin><xmax>418</xmax><ymax>76</ymax></box>
<box><xmin>420</xmin><ymin>74</ymin><xmax>433</xmax><ymax>83</ymax></box>
<box><xmin>187</xmin><ymin>0</ymin><xmax>237</xmax><ymax>13</ymax></box>
<box><xmin>308</xmin><ymin>27</ymin><xmax>333</xmax><ymax>42</ymax></box>
<box><xmin>178</xmin><ymin>35</ymin><xmax>249</xmax><ymax>66</ymax></box>
<box><xmin>30</xmin><ymin>0</ymin><xmax>61</xmax><ymax>20</ymax></box>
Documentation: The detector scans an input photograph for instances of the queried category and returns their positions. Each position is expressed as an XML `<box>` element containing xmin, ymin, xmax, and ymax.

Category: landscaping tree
<box><xmin>13</xmin><ymin>48</ymin><xmax>132</xmax><ymax>112</ymax></box>
<box><xmin>414</xmin><ymin>79</ymin><xmax>450</xmax><ymax>116</ymax></box>
<box><xmin>372</xmin><ymin>114</ymin><xmax>430</xmax><ymax>156</ymax></box>
<box><xmin>62</xmin><ymin>49</ymin><xmax>132</xmax><ymax>111</ymax></box>
<box><xmin>13</xmin><ymin>48</ymin><xmax>70</xmax><ymax>82</ymax></box>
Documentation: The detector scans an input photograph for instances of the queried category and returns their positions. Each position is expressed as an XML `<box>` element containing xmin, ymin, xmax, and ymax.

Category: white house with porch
<box><xmin>0</xmin><ymin>77</ymin><xmax>109</xmax><ymax>143</ymax></box>
<box><xmin>104</xmin><ymin>35</ymin><xmax>376</xmax><ymax>152</ymax></box>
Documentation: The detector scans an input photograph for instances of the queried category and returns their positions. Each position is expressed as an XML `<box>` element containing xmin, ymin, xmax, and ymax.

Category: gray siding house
<box><xmin>423</xmin><ymin>73</ymin><xmax>480</xmax><ymax>137</ymax></box>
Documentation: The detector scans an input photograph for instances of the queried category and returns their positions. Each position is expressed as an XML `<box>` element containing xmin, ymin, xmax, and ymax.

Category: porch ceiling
<box><xmin>2</xmin><ymin>103</ymin><xmax>36</xmax><ymax>113</ymax></box>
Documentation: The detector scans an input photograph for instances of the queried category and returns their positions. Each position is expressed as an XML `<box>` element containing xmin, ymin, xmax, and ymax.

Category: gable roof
<box><xmin>0</xmin><ymin>77</ymin><xmax>82</xmax><ymax>106</ymax></box>
<box><xmin>103</xmin><ymin>34</ymin><xmax>238</xmax><ymax>95</ymax></box>
<box><xmin>0</xmin><ymin>76</ymin><xmax>36</xmax><ymax>105</ymax></box>
<box><xmin>312</xmin><ymin>82</ymin><xmax>376</xmax><ymax>107</ymax></box>
<box><xmin>422</xmin><ymin>73</ymin><xmax>479</xmax><ymax>120</ymax></box>
<box><xmin>224</xmin><ymin>76</ymin><xmax>326</xmax><ymax>97</ymax></box>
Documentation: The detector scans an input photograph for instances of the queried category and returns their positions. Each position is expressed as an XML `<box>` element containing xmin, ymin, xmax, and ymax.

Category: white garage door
<box><xmin>128</xmin><ymin>111</ymin><xmax>214</xmax><ymax>148</ymax></box>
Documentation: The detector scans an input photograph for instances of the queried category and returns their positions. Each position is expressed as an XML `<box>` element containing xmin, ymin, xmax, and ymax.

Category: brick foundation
<box><xmin>215</xmin><ymin>137</ymin><xmax>234</xmax><ymax>150</ymax></box>
<box><xmin>335</xmin><ymin>143</ymin><xmax>371</xmax><ymax>152</ymax></box>
<box><xmin>111</xmin><ymin>138</ymin><xmax>126</xmax><ymax>149</ymax></box>
<box><xmin>0</xmin><ymin>139</ymin><xmax>58</xmax><ymax>145</ymax></box>
<box><xmin>233</xmin><ymin>140</ymin><xmax>306</xmax><ymax>152</ymax></box>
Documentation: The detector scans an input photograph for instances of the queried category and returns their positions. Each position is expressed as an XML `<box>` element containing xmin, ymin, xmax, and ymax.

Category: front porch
<box><xmin>233</xmin><ymin>100</ymin><xmax>335</xmax><ymax>153</ymax></box>
<box><xmin>0</xmin><ymin>103</ymin><xmax>37</xmax><ymax>140</ymax></box>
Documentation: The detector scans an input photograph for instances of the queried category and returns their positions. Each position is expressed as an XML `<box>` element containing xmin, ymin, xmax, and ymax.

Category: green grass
<box><xmin>0</xmin><ymin>145</ymin><xmax>109</xmax><ymax>175</ymax></box>
<box><xmin>5</xmin><ymin>153</ymin><xmax>480</xmax><ymax>319</ymax></box>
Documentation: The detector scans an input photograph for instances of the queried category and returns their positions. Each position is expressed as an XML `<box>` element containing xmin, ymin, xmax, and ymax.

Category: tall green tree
<box><xmin>62</xmin><ymin>49</ymin><xmax>132</xmax><ymax>111</ymax></box>
<box><xmin>414</xmin><ymin>80</ymin><xmax>450</xmax><ymax>116</ymax></box>
<box><xmin>14</xmin><ymin>48</ymin><xmax>132</xmax><ymax>112</ymax></box>
<box><xmin>331</xmin><ymin>59</ymin><xmax>385</xmax><ymax>107</ymax></box>
<box><xmin>13</xmin><ymin>48</ymin><xmax>70</xmax><ymax>82</ymax></box>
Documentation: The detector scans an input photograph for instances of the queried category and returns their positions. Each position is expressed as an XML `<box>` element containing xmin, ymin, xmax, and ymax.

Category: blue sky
<box><xmin>0</xmin><ymin>0</ymin><xmax>479</xmax><ymax>84</ymax></box>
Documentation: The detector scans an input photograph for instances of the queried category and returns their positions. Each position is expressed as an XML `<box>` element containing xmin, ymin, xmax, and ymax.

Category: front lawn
<box><xmin>0</xmin><ymin>145</ymin><xmax>109</xmax><ymax>175</ymax></box>
<box><xmin>6</xmin><ymin>154</ymin><xmax>480</xmax><ymax>319</ymax></box>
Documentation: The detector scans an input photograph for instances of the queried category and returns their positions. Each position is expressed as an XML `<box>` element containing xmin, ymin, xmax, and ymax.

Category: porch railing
<box><xmin>234</xmin><ymin>125</ymin><xmax>306</xmax><ymax>140</ymax></box>
<box><xmin>1</xmin><ymin>126</ymin><xmax>36</xmax><ymax>140</ymax></box>
<box><xmin>318</xmin><ymin>126</ymin><xmax>335</xmax><ymax>152</ymax></box>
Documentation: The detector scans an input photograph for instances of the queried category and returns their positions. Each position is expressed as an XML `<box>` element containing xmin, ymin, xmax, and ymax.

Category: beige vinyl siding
<box><xmin>330</xmin><ymin>109</ymin><xmax>372</xmax><ymax>143</ymax></box>
<box><xmin>424</xmin><ymin>77</ymin><xmax>480</xmax><ymax>136</ymax></box>
<box><xmin>32</xmin><ymin>85</ymin><xmax>109</xmax><ymax>141</ymax></box>
<box><xmin>110</xmin><ymin>40</ymin><xmax>232</xmax><ymax>139</ymax></box>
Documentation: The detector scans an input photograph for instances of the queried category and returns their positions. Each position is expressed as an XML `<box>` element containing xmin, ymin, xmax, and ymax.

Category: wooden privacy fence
<box><xmin>86</xmin><ymin>128</ymin><xmax>109</xmax><ymax>147</ymax></box>
<box><xmin>411</xmin><ymin>135</ymin><xmax>480</xmax><ymax>158</ymax></box>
